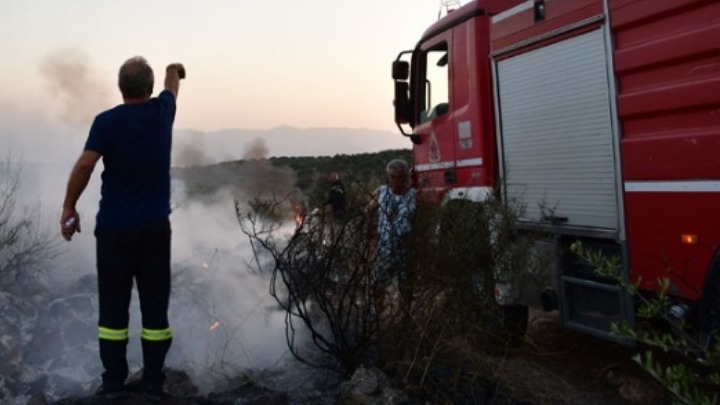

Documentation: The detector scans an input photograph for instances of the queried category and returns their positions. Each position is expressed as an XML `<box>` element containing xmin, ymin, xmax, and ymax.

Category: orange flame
<box><xmin>294</xmin><ymin>204</ymin><xmax>304</xmax><ymax>225</ymax></box>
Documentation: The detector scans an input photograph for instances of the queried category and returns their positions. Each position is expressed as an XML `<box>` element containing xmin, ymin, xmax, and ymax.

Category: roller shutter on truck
<box><xmin>496</xmin><ymin>28</ymin><xmax>619</xmax><ymax>231</ymax></box>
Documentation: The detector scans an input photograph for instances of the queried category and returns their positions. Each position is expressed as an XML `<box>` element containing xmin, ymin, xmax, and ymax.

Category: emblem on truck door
<box><xmin>429</xmin><ymin>131</ymin><xmax>441</xmax><ymax>162</ymax></box>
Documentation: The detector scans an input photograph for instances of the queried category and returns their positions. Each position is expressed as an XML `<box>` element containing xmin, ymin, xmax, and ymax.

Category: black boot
<box><xmin>98</xmin><ymin>339</ymin><xmax>129</xmax><ymax>397</ymax></box>
<box><xmin>141</xmin><ymin>338</ymin><xmax>172</xmax><ymax>400</ymax></box>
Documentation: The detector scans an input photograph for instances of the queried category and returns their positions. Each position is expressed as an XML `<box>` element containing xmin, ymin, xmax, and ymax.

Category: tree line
<box><xmin>172</xmin><ymin>148</ymin><xmax>413</xmax><ymax>205</ymax></box>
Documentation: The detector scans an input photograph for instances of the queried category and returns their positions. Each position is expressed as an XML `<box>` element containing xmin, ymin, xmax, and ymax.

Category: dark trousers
<box><xmin>95</xmin><ymin>219</ymin><xmax>172</xmax><ymax>388</ymax></box>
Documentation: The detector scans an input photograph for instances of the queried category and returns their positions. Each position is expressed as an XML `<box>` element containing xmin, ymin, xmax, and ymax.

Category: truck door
<box><xmin>412</xmin><ymin>34</ymin><xmax>457</xmax><ymax>192</ymax></box>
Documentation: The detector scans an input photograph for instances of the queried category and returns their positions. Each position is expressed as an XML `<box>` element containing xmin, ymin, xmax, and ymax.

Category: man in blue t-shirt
<box><xmin>60</xmin><ymin>56</ymin><xmax>185</xmax><ymax>400</ymax></box>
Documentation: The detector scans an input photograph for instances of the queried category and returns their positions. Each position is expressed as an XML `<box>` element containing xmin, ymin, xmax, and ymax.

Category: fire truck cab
<box><xmin>393</xmin><ymin>0</ymin><xmax>720</xmax><ymax>341</ymax></box>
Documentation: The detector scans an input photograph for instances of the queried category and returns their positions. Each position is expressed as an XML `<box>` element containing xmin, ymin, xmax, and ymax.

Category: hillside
<box><xmin>172</xmin><ymin>148</ymin><xmax>413</xmax><ymax>205</ymax></box>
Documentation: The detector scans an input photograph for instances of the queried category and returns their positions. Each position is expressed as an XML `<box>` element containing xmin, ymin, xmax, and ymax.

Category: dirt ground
<box><xmin>42</xmin><ymin>309</ymin><xmax>676</xmax><ymax>405</ymax></box>
<box><xmin>491</xmin><ymin>309</ymin><xmax>670</xmax><ymax>405</ymax></box>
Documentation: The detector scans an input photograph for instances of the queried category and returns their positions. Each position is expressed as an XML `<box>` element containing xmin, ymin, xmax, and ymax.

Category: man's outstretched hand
<box><xmin>167</xmin><ymin>63</ymin><xmax>186</xmax><ymax>79</ymax></box>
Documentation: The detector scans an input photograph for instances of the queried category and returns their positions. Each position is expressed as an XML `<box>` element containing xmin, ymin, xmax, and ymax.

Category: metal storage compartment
<box><xmin>495</xmin><ymin>28</ymin><xmax>619</xmax><ymax>231</ymax></box>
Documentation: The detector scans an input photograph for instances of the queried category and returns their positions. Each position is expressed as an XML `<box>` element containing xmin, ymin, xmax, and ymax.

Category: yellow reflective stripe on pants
<box><xmin>98</xmin><ymin>326</ymin><xmax>129</xmax><ymax>341</ymax></box>
<box><xmin>141</xmin><ymin>327</ymin><xmax>173</xmax><ymax>341</ymax></box>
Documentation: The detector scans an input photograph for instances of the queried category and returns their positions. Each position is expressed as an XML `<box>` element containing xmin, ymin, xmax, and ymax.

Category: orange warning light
<box><xmin>681</xmin><ymin>234</ymin><xmax>698</xmax><ymax>244</ymax></box>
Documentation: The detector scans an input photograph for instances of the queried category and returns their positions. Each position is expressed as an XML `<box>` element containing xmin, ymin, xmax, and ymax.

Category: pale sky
<box><xmin>0</xmin><ymin>0</ymin><xmax>454</xmax><ymax>133</ymax></box>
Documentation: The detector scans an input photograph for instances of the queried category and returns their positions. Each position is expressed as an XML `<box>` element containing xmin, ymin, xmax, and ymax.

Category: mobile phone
<box><xmin>64</xmin><ymin>217</ymin><xmax>76</xmax><ymax>229</ymax></box>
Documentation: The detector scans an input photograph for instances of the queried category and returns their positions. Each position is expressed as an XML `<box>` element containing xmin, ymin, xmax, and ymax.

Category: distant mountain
<box><xmin>173</xmin><ymin>126</ymin><xmax>411</xmax><ymax>167</ymax></box>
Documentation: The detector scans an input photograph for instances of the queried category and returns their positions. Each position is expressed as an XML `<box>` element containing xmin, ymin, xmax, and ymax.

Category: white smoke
<box><xmin>39</xmin><ymin>49</ymin><xmax>112</xmax><ymax>126</ymax></box>
<box><xmin>0</xmin><ymin>105</ymin><xmax>309</xmax><ymax>400</ymax></box>
<box><xmin>165</xmin><ymin>183</ymin><xmax>296</xmax><ymax>392</ymax></box>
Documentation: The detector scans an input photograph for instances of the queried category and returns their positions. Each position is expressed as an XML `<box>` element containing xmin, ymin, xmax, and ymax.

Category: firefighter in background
<box><xmin>315</xmin><ymin>172</ymin><xmax>347</xmax><ymax>242</ymax></box>
<box><xmin>323</xmin><ymin>172</ymin><xmax>347</xmax><ymax>222</ymax></box>
<box><xmin>368</xmin><ymin>159</ymin><xmax>417</xmax><ymax>288</ymax></box>
<box><xmin>60</xmin><ymin>56</ymin><xmax>185</xmax><ymax>400</ymax></box>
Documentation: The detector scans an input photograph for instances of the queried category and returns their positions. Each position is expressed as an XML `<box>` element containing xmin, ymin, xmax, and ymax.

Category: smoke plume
<box><xmin>174</xmin><ymin>131</ymin><xmax>212</xmax><ymax>168</ymax></box>
<box><xmin>39</xmin><ymin>49</ymin><xmax>111</xmax><ymax>126</ymax></box>
<box><xmin>242</xmin><ymin>137</ymin><xmax>269</xmax><ymax>160</ymax></box>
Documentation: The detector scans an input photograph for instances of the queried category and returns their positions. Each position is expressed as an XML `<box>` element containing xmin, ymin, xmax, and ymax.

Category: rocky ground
<box><xmin>23</xmin><ymin>309</ymin><xmax>671</xmax><ymax>405</ymax></box>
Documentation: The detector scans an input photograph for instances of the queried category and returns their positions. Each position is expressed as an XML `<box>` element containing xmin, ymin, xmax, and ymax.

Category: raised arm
<box><xmin>164</xmin><ymin>63</ymin><xmax>185</xmax><ymax>99</ymax></box>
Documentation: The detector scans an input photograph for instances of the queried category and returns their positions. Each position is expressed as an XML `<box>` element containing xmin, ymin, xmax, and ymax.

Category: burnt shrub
<box><xmin>0</xmin><ymin>157</ymin><xmax>59</xmax><ymax>295</ymax></box>
<box><xmin>238</xmin><ymin>184</ymin><xmax>544</xmax><ymax>401</ymax></box>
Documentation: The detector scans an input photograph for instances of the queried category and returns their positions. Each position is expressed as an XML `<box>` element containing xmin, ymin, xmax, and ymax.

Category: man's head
<box><xmin>330</xmin><ymin>172</ymin><xmax>341</xmax><ymax>183</ymax></box>
<box><xmin>118</xmin><ymin>56</ymin><xmax>154</xmax><ymax>100</ymax></box>
<box><xmin>386</xmin><ymin>159</ymin><xmax>410</xmax><ymax>193</ymax></box>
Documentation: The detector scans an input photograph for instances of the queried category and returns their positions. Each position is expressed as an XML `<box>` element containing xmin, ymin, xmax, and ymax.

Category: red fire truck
<box><xmin>392</xmin><ymin>0</ymin><xmax>720</xmax><ymax>341</ymax></box>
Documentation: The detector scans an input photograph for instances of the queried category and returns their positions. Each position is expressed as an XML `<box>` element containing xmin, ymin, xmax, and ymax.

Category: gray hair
<box><xmin>386</xmin><ymin>158</ymin><xmax>410</xmax><ymax>175</ymax></box>
<box><xmin>118</xmin><ymin>56</ymin><xmax>154</xmax><ymax>99</ymax></box>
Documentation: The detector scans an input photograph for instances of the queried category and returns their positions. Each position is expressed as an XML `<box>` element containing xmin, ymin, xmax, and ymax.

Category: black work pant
<box><xmin>95</xmin><ymin>219</ymin><xmax>172</xmax><ymax>388</ymax></box>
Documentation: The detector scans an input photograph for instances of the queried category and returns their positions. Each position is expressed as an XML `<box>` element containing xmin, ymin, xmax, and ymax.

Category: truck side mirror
<box><xmin>392</xmin><ymin>60</ymin><xmax>409</xmax><ymax>80</ymax></box>
<box><xmin>394</xmin><ymin>81</ymin><xmax>412</xmax><ymax>125</ymax></box>
<box><xmin>392</xmin><ymin>53</ymin><xmax>414</xmax><ymax>135</ymax></box>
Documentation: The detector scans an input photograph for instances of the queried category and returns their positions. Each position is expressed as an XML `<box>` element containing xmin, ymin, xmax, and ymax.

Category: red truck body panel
<box><xmin>611</xmin><ymin>0</ymin><xmax>720</xmax><ymax>298</ymax></box>
<box><xmin>402</xmin><ymin>0</ymin><xmax>720</xmax><ymax>304</ymax></box>
<box><xmin>491</xmin><ymin>0</ymin><xmax>603</xmax><ymax>56</ymax></box>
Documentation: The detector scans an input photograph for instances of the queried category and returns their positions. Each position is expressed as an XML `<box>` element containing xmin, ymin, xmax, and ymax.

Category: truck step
<box><xmin>560</xmin><ymin>275</ymin><xmax>634</xmax><ymax>345</ymax></box>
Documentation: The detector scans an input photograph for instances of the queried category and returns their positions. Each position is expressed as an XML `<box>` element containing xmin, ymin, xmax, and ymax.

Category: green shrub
<box><xmin>572</xmin><ymin>241</ymin><xmax>720</xmax><ymax>404</ymax></box>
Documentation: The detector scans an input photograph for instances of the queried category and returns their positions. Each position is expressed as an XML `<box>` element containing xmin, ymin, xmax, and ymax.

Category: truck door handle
<box><xmin>444</xmin><ymin>170</ymin><xmax>456</xmax><ymax>184</ymax></box>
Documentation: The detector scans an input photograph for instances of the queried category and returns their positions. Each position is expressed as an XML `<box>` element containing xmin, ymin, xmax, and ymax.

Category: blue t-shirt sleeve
<box><xmin>84</xmin><ymin>116</ymin><xmax>105</xmax><ymax>154</ymax></box>
<box><xmin>158</xmin><ymin>90</ymin><xmax>176</xmax><ymax>123</ymax></box>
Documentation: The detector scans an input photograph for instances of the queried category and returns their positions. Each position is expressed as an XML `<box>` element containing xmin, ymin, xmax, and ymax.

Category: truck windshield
<box><xmin>419</xmin><ymin>42</ymin><xmax>449</xmax><ymax>124</ymax></box>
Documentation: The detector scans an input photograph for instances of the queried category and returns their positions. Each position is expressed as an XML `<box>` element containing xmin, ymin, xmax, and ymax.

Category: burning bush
<box><xmin>238</xmin><ymin>188</ymin><xmax>381</xmax><ymax>376</ymax></box>
<box><xmin>238</xmin><ymin>179</ymin><xmax>546</xmax><ymax>402</ymax></box>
